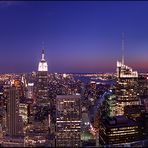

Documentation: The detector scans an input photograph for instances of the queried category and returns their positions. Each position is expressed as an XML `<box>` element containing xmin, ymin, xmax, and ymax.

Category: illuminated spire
<box><xmin>122</xmin><ymin>32</ymin><xmax>125</xmax><ymax>65</ymax></box>
<box><xmin>41</xmin><ymin>48</ymin><xmax>45</xmax><ymax>61</ymax></box>
<box><xmin>38</xmin><ymin>42</ymin><xmax>48</xmax><ymax>72</ymax></box>
<box><xmin>41</xmin><ymin>41</ymin><xmax>45</xmax><ymax>61</ymax></box>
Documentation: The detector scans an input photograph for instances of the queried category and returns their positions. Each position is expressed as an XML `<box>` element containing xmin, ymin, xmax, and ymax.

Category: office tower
<box><xmin>36</xmin><ymin>48</ymin><xmax>49</xmax><ymax>106</ymax></box>
<box><xmin>99</xmin><ymin>115</ymin><xmax>141</xmax><ymax>147</ymax></box>
<box><xmin>36</xmin><ymin>48</ymin><xmax>49</xmax><ymax>129</ymax></box>
<box><xmin>115</xmin><ymin>34</ymin><xmax>140</xmax><ymax>116</ymax></box>
<box><xmin>24</xmin><ymin>49</ymin><xmax>50</xmax><ymax>147</ymax></box>
<box><xmin>6</xmin><ymin>86</ymin><xmax>22</xmax><ymax>136</ymax></box>
<box><xmin>56</xmin><ymin>95</ymin><xmax>81</xmax><ymax>147</ymax></box>
<box><xmin>116</xmin><ymin>62</ymin><xmax>140</xmax><ymax>116</ymax></box>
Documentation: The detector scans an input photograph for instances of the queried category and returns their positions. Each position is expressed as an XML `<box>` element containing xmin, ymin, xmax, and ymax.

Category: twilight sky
<box><xmin>0</xmin><ymin>1</ymin><xmax>148</xmax><ymax>73</ymax></box>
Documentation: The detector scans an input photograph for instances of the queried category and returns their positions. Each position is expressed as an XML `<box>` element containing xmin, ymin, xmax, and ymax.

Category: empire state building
<box><xmin>36</xmin><ymin>49</ymin><xmax>49</xmax><ymax>106</ymax></box>
<box><xmin>38</xmin><ymin>49</ymin><xmax>48</xmax><ymax>72</ymax></box>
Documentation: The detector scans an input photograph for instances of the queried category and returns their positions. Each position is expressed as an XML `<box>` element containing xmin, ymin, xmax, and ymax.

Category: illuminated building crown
<box><xmin>38</xmin><ymin>49</ymin><xmax>48</xmax><ymax>72</ymax></box>
<box><xmin>117</xmin><ymin>61</ymin><xmax>138</xmax><ymax>78</ymax></box>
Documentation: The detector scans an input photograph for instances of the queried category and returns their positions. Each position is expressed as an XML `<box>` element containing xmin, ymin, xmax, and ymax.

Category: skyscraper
<box><xmin>24</xmin><ymin>49</ymin><xmax>50</xmax><ymax>147</ymax></box>
<box><xmin>36</xmin><ymin>49</ymin><xmax>49</xmax><ymax>106</ymax></box>
<box><xmin>55</xmin><ymin>95</ymin><xmax>82</xmax><ymax>147</ymax></box>
<box><xmin>99</xmin><ymin>115</ymin><xmax>140</xmax><ymax>147</ymax></box>
<box><xmin>115</xmin><ymin>34</ymin><xmax>141</xmax><ymax>115</ymax></box>
<box><xmin>116</xmin><ymin>61</ymin><xmax>140</xmax><ymax>115</ymax></box>
<box><xmin>6</xmin><ymin>86</ymin><xmax>22</xmax><ymax>136</ymax></box>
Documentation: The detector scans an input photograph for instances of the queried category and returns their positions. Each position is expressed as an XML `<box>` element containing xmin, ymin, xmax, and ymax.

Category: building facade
<box><xmin>6</xmin><ymin>86</ymin><xmax>23</xmax><ymax>136</ymax></box>
<box><xmin>56</xmin><ymin>95</ymin><xmax>82</xmax><ymax>147</ymax></box>
<box><xmin>116</xmin><ymin>61</ymin><xmax>141</xmax><ymax>115</ymax></box>
<box><xmin>99</xmin><ymin>115</ymin><xmax>140</xmax><ymax>146</ymax></box>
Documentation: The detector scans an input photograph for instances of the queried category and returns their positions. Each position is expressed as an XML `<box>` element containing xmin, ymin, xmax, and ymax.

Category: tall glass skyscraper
<box><xmin>116</xmin><ymin>61</ymin><xmax>141</xmax><ymax>115</ymax></box>
<box><xmin>55</xmin><ymin>95</ymin><xmax>82</xmax><ymax>147</ymax></box>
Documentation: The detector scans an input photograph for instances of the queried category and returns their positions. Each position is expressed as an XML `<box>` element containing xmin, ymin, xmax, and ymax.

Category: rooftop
<box><xmin>104</xmin><ymin>115</ymin><xmax>137</xmax><ymax>128</ymax></box>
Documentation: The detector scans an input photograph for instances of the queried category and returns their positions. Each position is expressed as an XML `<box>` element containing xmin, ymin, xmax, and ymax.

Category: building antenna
<box><xmin>41</xmin><ymin>41</ymin><xmax>45</xmax><ymax>60</ymax></box>
<box><xmin>122</xmin><ymin>32</ymin><xmax>125</xmax><ymax>65</ymax></box>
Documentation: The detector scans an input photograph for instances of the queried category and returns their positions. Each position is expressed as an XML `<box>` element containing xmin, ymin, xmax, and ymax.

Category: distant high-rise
<box><xmin>55</xmin><ymin>95</ymin><xmax>82</xmax><ymax>147</ymax></box>
<box><xmin>27</xmin><ymin>82</ymin><xmax>34</xmax><ymax>99</ymax></box>
<box><xmin>36</xmin><ymin>49</ymin><xmax>49</xmax><ymax>106</ymax></box>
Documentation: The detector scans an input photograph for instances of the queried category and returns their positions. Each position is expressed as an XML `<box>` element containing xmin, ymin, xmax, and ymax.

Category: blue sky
<box><xmin>0</xmin><ymin>1</ymin><xmax>148</xmax><ymax>73</ymax></box>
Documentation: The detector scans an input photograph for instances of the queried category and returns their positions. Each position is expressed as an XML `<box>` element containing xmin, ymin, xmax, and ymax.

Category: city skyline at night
<box><xmin>0</xmin><ymin>1</ymin><xmax>148</xmax><ymax>73</ymax></box>
<box><xmin>0</xmin><ymin>1</ymin><xmax>148</xmax><ymax>144</ymax></box>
